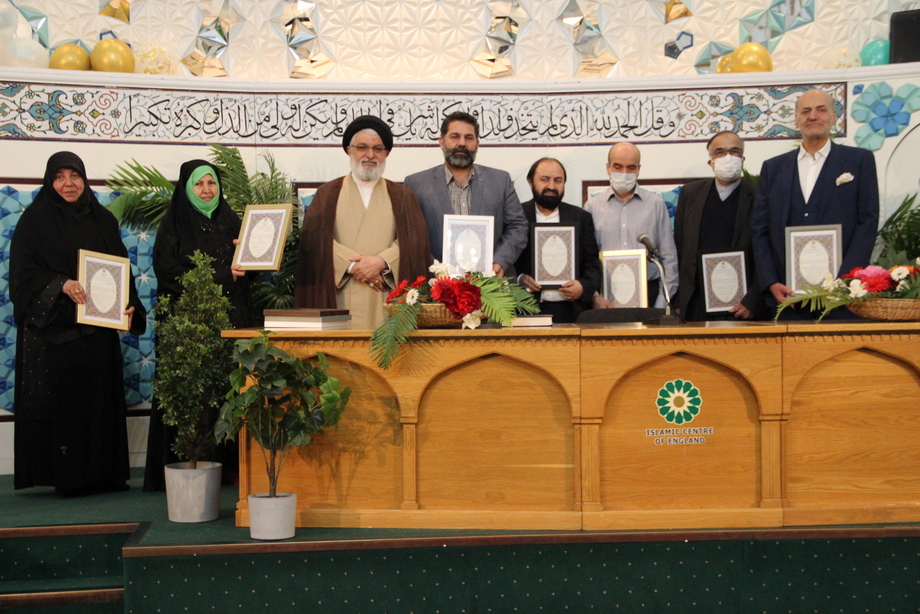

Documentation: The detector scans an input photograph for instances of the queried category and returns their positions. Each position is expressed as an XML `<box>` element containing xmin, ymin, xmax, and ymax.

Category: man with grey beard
<box><xmin>404</xmin><ymin>111</ymin><xmax>528</xmax><ymax>277</ymax></box>
<box><xmin>294</xmin><ymin>115</ymin><xmax>431</xmax><ymax>329</ymax></box>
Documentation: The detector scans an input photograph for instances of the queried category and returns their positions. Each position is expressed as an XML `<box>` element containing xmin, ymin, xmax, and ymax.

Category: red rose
<box><xmin>431</xmin><ymin>278</ymin><xmax>482</xmax><ymax>318</ymax></box>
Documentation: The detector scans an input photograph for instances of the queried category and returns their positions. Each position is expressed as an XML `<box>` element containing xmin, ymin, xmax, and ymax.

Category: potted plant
<box><xmin>155</xmin><ymin>251</ymin><xmax>234</xmax><ymax>522</ymax></box>
<box><xmin>215</xmin><ymin>332</ymin><xmax>351</xmax><ymax>540</ymax></box>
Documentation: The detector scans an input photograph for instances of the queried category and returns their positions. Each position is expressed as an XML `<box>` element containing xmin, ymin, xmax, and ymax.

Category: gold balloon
<box><xmin>49</xmin><ymin>44</ymin><xmax>92</xmax><ymax>71</ymax></box>
<box><xmin>730</xmin><ymin>42</ymin><xmax>773</xmax><ymax>73</ymax></box>
<box><xmin>91</xmin><ymin>38</ymin><xmax>135</xmax><ymax>73</ymax></box>
<box><xmin>716</xmin><ymin>53</ymin><xmax>733</xmax><ymax>74</ymax></box>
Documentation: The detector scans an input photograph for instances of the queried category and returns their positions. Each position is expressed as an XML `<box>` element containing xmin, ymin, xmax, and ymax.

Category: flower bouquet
<box><xmin>775</xmin><ymin>262</ymin><xmax>920</xmax><ymax>321</ymax></box>
<box><xmin>369</xmin><ymin>261</ymin><xmax>540</xmax><ymax>369</ymax></box>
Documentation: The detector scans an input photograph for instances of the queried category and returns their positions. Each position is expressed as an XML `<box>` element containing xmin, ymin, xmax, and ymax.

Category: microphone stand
<box><xmin>645</xmin><ymin>254</ymin><xmax>684</xmax><ymax>326</ymax></box>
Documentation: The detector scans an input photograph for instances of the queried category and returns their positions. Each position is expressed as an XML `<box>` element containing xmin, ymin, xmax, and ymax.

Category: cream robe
<box><xmin>332</xmin><ymin>175</ymin><xmax>400</xmax><ymax>330</ymax></box>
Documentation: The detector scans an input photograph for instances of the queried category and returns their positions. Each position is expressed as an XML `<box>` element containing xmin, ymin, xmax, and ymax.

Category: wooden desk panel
<box><xmin>225</xmin><ymin>322</ymin><xmax>920</xmax><ymax>531</ymax></box>
<box><xmin>579</xmin><ymin>324</ymin><xmax>784</xmax><ymax>530</ymax></box>
<box><xmin>782</xmin><ymin>324</ymin><xmax>920</xmax><ymax>526</ymax></box>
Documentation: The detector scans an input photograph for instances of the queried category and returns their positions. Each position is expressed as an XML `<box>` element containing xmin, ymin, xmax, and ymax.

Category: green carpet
<box><xmin>6</xmin><ymin>471</ymin><xmax>920</xmax><ymax>612</ymax></box>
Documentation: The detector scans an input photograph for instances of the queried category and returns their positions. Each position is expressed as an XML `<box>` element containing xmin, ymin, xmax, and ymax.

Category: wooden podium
<box><xmin>224</xmin><ymin>321</ymin><xmax>920</xmax><ymax>530</ymax></box>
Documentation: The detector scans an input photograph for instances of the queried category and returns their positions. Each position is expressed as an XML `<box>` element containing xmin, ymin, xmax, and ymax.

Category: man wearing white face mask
<box><xmin>584</xmin><ymin>142</ymin><xmax>678</xmax><ymax>309</ymax></box>
<box><xmin>673</xmin><ymin>131</ymin><xmax>767</xmax><ymax>321</ymax></box>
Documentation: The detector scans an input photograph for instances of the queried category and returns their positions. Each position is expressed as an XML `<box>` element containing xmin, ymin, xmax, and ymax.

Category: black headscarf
<box><xmin>39</xmin><ymin>151</ymin><xmax>98</xmax><ymax>212</ymax></box>
<box><xmin>9</xmin><ymin>151</ymin><xmax>145</xmax><ymax>334</ymax></box>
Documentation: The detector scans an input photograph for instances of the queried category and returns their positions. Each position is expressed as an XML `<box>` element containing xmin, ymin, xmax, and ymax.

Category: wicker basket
<box><xmin>386</xmin><ymin>302</ymin><xmax>461</xmax><ymax>328</ymax></box>
<box><xmin>846</xmin><ymin>298</ymin><xmax>920</xmax><ymax>321</ymax></box>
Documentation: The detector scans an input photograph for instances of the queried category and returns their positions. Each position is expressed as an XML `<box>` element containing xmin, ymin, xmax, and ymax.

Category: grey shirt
<box><xmin>584</xmin><ymin>185</ymin><xmax>679</xmax><ymax>308</ymax></box>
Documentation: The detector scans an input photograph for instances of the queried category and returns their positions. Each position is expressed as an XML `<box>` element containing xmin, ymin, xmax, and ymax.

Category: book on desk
<box><xmin>262</xmin><ymin>309</ymin><xmax>351</xmax><ymax>330</ymax></box>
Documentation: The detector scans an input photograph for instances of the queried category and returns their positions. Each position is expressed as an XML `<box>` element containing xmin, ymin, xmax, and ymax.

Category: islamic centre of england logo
<box><xmin>656</xmin><ymin>379</ymin><xmax>702</xmax><ymax>425</ymax></box>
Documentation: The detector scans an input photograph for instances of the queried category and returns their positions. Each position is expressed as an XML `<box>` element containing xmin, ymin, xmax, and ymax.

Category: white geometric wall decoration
<box><xmin>556</xmin><ymin>0</ymin><xmax>617</xmax><ymax>77</ymax></box>
<box><xmin>3</xmin><ymin>1</ymin><xmax>920</xmax><ymax>79</ymax></box>
<box><xmin>316</xmin><ymin>0</ymin><xmax>486</xmax><ymax>80</ymax></box>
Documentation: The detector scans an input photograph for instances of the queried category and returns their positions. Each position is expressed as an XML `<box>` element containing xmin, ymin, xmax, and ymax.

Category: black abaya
<box><xmin>10</xmin><ymin>151</ymin><xmax>147</xmax><ymax>497</ymax></box>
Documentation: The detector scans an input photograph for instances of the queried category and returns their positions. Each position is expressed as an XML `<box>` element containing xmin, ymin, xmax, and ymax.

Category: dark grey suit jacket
<box><xmin>404</xmin><ymin>164</ymin><xmax>528</xmax><ymax>274</ymax></box>
<box><xmin>674</xmin><ymin>178</ymin><xmax>766</xmax><ymax>318</ymax></box>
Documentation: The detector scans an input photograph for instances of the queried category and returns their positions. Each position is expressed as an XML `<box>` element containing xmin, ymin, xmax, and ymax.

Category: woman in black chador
<box><xmin>11</xmin><ymin>151</ymin><xmax>147</xmax><ymax>497</ymax></box>
<box><xmin>143</xmin><ymin>160</ymin><xmax>256</xmax><ymax>492</ymax></box>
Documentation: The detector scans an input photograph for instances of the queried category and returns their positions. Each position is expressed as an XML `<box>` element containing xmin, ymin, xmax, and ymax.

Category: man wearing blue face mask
<box><xmin>584</xmin><ymin>142</ymin><xmax>678</xmax><ymax>309</ymax></box>
<box><xmin>673</xmin><ymin>131</ymin><xmax>767</xmax><ymax>321</ymax></box>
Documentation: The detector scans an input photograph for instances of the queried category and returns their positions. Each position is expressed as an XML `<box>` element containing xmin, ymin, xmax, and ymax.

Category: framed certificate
<box><xmin>233</xmin><ymin>203</ymin><xmax>294</xmax><ymax>271</ymax></box>
<box><xmin>701</xmin><ymin>251</ymin><xmax>747</xmax><ymax>312</ymax></box>
<box><xmin>785</xmin><ymin>224</ymin><xmax>842</xmax><ymax>292</ymax></box>
<box><xmin>601</xmin><ymin>249</ymin><xmax>648</xmax><ymax>308</ymax></box>
<box><xmin>76</xmin><ymin>249</ymin><xmax>130</xmax><ymax>330</ymax></box>
<box><xmin>532</xmin><ymin>224</ymin><xmax>576</xmax><ymax>288</ymax></box>
<box><xmin>442</xmin><ymin>214</ymin><xmax>494</xmax><ymax>276</ymax></box>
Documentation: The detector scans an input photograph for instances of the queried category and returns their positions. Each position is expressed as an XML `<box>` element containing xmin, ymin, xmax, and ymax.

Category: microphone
<box><xmin>634</xmin><ymin>233</ymin><xmax>685</xmax><ymax>326</ymax></box>
<box><xmin>637</xmin><ymin>233</ymin><xmax>661</xmax><ymax>259</ymax></box>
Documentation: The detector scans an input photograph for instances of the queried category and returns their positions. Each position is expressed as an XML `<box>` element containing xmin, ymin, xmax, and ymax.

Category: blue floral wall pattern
<box><xmin>0</xmin><ymin>188</ymin><xmax>155</xmax><ymax>412</ymax></box>
<box><xmin>852</xmin><ymin>82</ymin><xmax>920</xmax><ymax>151</ymax></box>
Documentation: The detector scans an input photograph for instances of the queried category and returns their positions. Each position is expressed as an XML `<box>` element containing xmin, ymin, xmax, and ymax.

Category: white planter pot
<box><xmin>164</xmin><ymin>461</ymin><xmax>222</xmax><ymax>523</ymax></box>
<box><xmin>248</xmin><ymin>492</ymin><xmax>297</xmax><ymax>540</ymax></box>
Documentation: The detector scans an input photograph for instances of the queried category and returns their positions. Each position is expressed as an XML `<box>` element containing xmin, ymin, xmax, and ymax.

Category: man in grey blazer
<box><xmin>404</xmin><ymin>111</ymin><xmax>528</xmax><ymax>277</ymax></box>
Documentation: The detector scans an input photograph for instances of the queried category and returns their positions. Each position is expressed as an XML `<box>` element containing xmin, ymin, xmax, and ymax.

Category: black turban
<box><xmin>342</xmin><ymin>115</ymin><xmax>393</xmax><ymax>152</ymax></box>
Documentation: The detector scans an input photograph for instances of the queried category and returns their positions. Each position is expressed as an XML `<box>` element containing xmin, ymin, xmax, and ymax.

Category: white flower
<box><xmin>429</xmin><ymin>260</ymin><xmax>450</xmax><ymax>278</ymax></box>
<box><xmin>484</xmin><ymin>269</ymin><xmax>496</xmax><ymax>278</ymax></box>
<box><xmin>462</xmin><ymin>309</ymin><xmax>483</xmax><ymax>330</ymax></box>
<box><xmin>821</xmin><ymin>272</ymin><xmax>838</xmax><ymax>291</ymax></box>
<box><xmin>835</xmin><ymin>172</ymin><xmax>854</xmax><ymax>186</ymax></box>
<box><xmin>891</xmin><ymin>266</ymin><xmax>910</xmax><ymax>281</ymax></box>
<box><xmin>405</xmin><ymin>288</ymin><xmax>419</xmax><ymax>305</ymax></box>
<box><xmin>898</xmin><ymin>279</ymin><xmax>909</xmax><ymax>292</ymax></box>
<box><xmin>916</xmin><ymin>257</ymin><xmax>920</xmax><ymax>267</ymax></box>
<box><xmin>848</xmin><ymin>279</ymin><xmax>868</xmax><ymax>298</ymax></box>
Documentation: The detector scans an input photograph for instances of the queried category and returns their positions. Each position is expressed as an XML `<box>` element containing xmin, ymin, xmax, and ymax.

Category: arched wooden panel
<box><xmin>600</xmin><ymin>352</ymin><xmax>760</xmax><ymax>510</ymax></box>
<box><xmin>416</xmin><ymin>354</ymin><xmax>575</xmax><ymax>511</ymax></box>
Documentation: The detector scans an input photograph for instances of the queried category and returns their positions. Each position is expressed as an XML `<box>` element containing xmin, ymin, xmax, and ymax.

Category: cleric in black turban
<box><xmin>341</xmin><ymin>115</ymin><xmax>394</xmax><ymax>152</ymax></box>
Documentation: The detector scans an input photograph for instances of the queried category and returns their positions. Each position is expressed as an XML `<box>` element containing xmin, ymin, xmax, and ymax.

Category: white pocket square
<box><xmin>836</xmin><ymin>172</ymin><xmax>854</xmax><ymax>186</ymax></box>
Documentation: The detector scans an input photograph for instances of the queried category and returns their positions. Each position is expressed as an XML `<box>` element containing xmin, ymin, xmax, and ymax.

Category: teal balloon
<box><xmin>860</xmin><ymin>39</ymin><xmax>890</xmax><ymax>66</ymax></box>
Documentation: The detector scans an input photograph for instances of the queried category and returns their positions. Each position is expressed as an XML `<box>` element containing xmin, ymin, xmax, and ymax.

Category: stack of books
<box><xmin>262</xmin><ymin>309</ymin><xmax>351</xmax><ymax>330</ymax></box>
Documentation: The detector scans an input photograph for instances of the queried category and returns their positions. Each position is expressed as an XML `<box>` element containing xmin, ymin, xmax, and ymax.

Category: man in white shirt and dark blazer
<box><xmin>751</xmin><ymin>88</ymin><xmax>879</xmax><ymax>318</ymax></box>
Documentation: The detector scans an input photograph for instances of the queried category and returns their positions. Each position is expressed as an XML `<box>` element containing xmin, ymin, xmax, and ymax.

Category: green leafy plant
<box><xmin>105</xmin><ymin>161</ymin><xmax>174</xmax><ymax>231</ymax></box>
<box><xmin>215</xmin><ymin>333</ymin><xmax>351</xmax><ymax>497</ymax></box>
<box><xmin>877</xmin><ymin>193</ymin><xmax>920</xmax><ymax>263</ymax></box>
<box><xmin>154</xmin><ymin>251</ymin><xmax>234</xmax><ymax>467</ymax></box>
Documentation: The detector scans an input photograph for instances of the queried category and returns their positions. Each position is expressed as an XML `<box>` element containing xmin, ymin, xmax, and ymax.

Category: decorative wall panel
<box><xmin>0</xmin><ymin>81</ymin><xmax>845</xmax><ymax>145</ymax></box>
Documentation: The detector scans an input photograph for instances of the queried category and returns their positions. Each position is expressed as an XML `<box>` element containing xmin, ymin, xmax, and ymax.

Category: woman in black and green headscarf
<box><xmin>143</xmin><ymin>160</ymin><xmax>255</xmax><ymax>491</ymax></box>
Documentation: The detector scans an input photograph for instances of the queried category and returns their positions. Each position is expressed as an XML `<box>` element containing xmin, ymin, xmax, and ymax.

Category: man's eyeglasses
<box><xmin>710</xmin><ymin>148</ymin><xmax>744</xmax><ymax>158</ymax></box>
<box><xmin>349</xmin><ymin>144</ymin><xmax>387</xmax><ymax>155</ymax></box>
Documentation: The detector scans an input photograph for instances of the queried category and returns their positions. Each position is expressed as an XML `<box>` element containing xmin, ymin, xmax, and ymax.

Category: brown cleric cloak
<box><xmin>294</xmin><ymin>176</ymin><xmax>431</xmax><ymax>328</ymax></box>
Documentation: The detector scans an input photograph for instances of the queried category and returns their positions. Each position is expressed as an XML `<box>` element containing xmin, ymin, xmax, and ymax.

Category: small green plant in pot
<box><xmin>216</xmin><ymin>332</ymin><xmax>351</xmax><ymax>539</ymax></box>
<box><xmin>155</xmin><ymin>251</ymin><xmax>234</xmax><ymax>522</ymax></box>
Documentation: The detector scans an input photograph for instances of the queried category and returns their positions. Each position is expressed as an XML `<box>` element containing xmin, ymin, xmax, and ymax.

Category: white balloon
<box><xmin>0</xmin><ymin>1</ymin><xmax>19</xmax><ymax>38</ymax></box>
<box><xmin>0</xmin><ymin>37</ymin><xmax>49</xmax><ymax>69</ymax></box>
<box><xmin>819</xmin><ymin>46</ymin><xmax>861</xmax><ymax>70</ymax></box>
